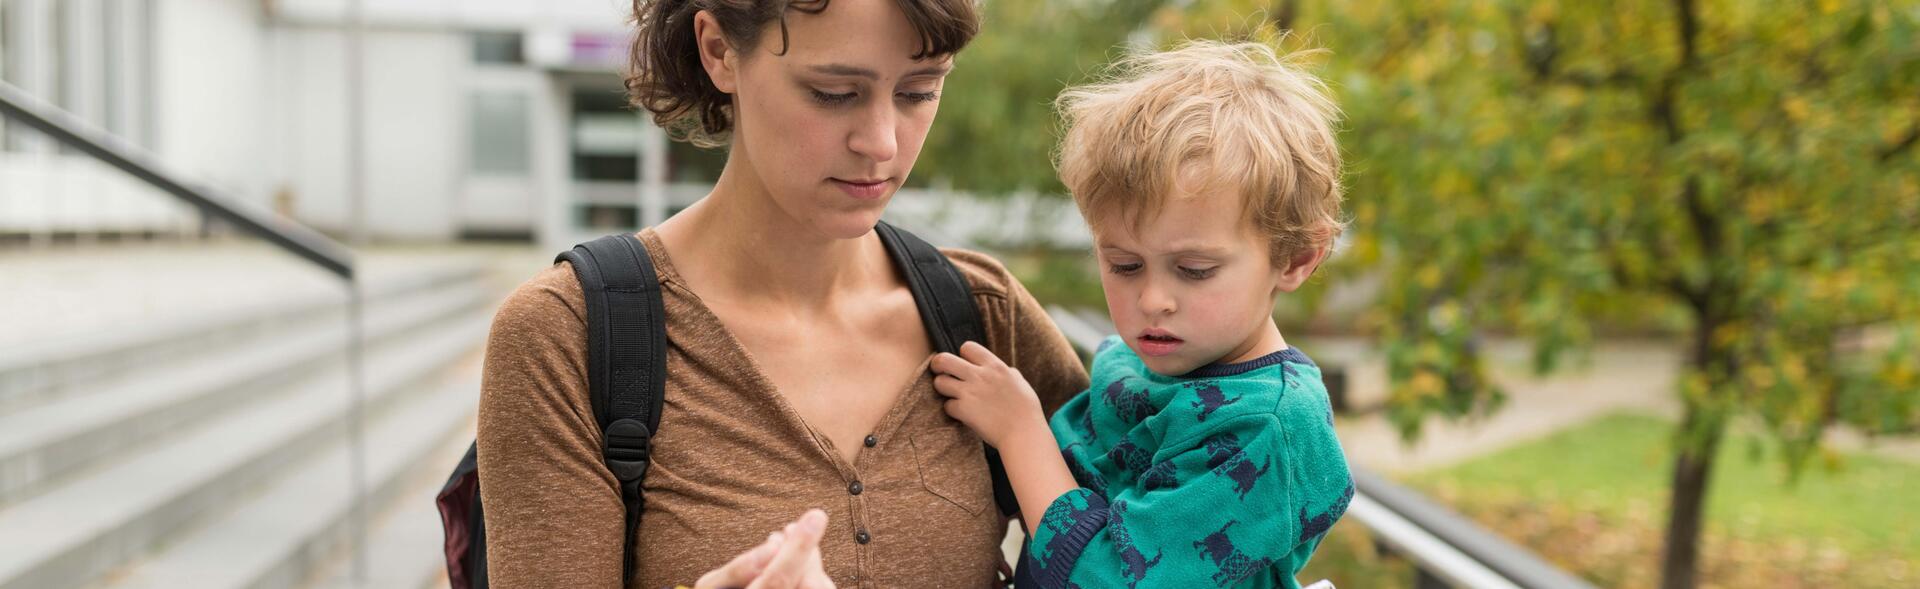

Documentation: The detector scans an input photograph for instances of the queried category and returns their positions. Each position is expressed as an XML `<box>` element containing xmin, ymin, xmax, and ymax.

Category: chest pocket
<box><xmin>909</xmin><ymin>424</ymin><xmax>993</xmax><ymax>517</ymax></box>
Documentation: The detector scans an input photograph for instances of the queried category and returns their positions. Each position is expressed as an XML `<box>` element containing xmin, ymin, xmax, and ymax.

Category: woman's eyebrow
<box><xmin>806</xmin><ymin>63</ymin><xmax>952</xmax><ymax>80</ymax></box>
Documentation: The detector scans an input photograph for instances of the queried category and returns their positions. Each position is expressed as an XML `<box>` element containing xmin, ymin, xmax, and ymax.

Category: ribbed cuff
<box><xmin>1022</xmin><ymin>489</ymin><xmax>1109</xmax><ymax>589</ymax></box>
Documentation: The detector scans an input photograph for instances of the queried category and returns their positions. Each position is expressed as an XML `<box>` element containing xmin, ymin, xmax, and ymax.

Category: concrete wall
<box><xmin>152</xmin><ymin>0</ymin><xmax>278</xmax><ymax>207</ymax></box>
<box><xmin>2</xmin><ymin>0</ymin><xmax>637</xmax><ymax>242</ymax></box>
<box><xmin>276</xmin><ymin>27</ymin><xmax>465</xmax><ymax>241</ymax></box>
<box><xmin>1</xmin><ymin>0</ymin><xmax>200</xmax><ymax>238</ymax></box>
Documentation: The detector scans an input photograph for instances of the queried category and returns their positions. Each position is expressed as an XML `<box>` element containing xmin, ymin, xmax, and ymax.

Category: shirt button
<box><xmin>863</xmin><ymin>435</ymin><xmax>878</xmax><ymax>448</ymax></box>
<box><xmin>855</xmin><ymin>529</ymin><xmax>871</xmax><ymax>544</ymax></box>
<box><xmin>848</xmin><ymin>480</ymin><xmax>864</xmax><ymax>495</ymax></box>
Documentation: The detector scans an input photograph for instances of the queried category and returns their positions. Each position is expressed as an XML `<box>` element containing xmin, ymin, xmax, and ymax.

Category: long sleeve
<box><xmin>1021</xmin><ymin>413</ymin><xmax>1352</xmax><ymax>589</ymax></box>
<box><xmin>475</xmin><ymin>263</ymin><xmax>626</xmax><ymax>588</ymax></box>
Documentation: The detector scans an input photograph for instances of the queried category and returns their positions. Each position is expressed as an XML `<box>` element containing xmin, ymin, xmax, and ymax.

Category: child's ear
<box><xmin>1274</xmin><ymin>246</ymin><xmax>1329</xmax><ymax>293</ymax></box>
<box><xmin>693</xmin><ymin>11</ymin><xmax>740</xmax><ymax>94</ymax></box>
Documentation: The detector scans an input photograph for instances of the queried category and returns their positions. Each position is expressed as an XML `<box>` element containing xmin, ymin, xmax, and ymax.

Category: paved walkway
<box><xmin>1322</xmin><ymin>336</ymin><xmax>1920</xmax><ymax>472</ymax></box>
<box><xmin>1325</xmin><ymin>337</ymin><xmax>1683</xmax><ymax>474</ymax></box>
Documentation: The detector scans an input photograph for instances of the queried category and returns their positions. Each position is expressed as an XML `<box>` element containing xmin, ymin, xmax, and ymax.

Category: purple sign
<box><xmin>571</xmin><ymin>33</ymin><xmax>628</xmax><ymax>68</ymax></box>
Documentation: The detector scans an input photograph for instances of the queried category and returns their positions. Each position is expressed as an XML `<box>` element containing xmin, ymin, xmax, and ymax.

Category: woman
<box><xmin>474</xmin><ymin>0</ymin><xmax>1089</xmax><ymax>586</ymax></box>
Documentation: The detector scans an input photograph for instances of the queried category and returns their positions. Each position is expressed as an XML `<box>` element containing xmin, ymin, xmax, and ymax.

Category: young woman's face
<box><xmin>701</xmin><ymin>0</ymin><xmax>952</xmax><ymax>239</ymax></box>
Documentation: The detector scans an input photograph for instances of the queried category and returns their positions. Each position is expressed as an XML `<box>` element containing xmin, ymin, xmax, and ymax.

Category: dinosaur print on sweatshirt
<box><xmin>1139</xmin><ymin>459</ymin><xmax>1180</xmax><ymax>491</ymax></box>
<box><xmin>1187</xmin><ymin>380</ymin><xmax>1242</xmax><ymax>422</ymax></box>
<box><xmin>1102</xmin><ymin>378</ymin><xmax>1158</xmax><ymax>425</ymax></box>
<box><xmin>1105</xmin><ymin>439</ymin><xmax>1154</xmax><ymax>476</ymax></box>
<box><xmin>1107</xmin><ymin>501</ymin><xmax>1164</xmax><ymax>588</ymax></box>
<box><xmin>1022</xmin><ymin>337</ymin><xmax>1351</xmax><ymax>588</ymax></box>
<box><xmin>1194</xmin><ymin>520</ymin><xmax>1274</xmax><ymax>586</ymax></box>
<box><xmin>1296</xmin><ymin>483</ymin><xmax>1356</xmax><ymax>543</ymax></box>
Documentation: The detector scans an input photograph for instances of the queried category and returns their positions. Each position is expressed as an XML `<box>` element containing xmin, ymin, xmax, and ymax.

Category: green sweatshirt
<box><xmin>1017</xmin><ymin>336</ymin><xmax>1353</xmax><ymax>589</ymax></box>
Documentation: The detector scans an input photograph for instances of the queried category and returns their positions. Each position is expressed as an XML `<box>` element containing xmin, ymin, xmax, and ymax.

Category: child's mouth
<box><xmin>1136</xmin><ymin>332</ymin><xmax>1184</xmax><ymax>356</ymax></box>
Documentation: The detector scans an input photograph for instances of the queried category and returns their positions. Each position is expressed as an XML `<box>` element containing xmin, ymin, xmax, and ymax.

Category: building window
<box><xmin>471</xmin><ymin>32</ymin><xmax>524</xmax><ymax>65</ymax></box>
<box><xmin>469</xmin><ymin>91</ymin><xmax>531</xmax><ymax>176</ymax></box>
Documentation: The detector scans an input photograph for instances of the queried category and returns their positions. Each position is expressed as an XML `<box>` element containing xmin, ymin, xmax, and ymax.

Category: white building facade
<box><xmin>1</xmin><ymin>0</ymin><xmax>706</xmax><ymax>250</ymax></box>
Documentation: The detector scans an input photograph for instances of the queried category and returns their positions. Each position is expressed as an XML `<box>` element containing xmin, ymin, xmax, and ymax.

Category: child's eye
<box><xmin>1179</xmin><ymin>266</ymin><xmax>1218</xmax><ymax>280</ymax></box>
<box><xmin>810</xmin><ymin>89</ymin><xmax>857</xmax><ymax>106</ymax></box>
<box><xmin>1108</xmin><ymin>262</ymin><xmax>1143</xmax><ymax>275</ymax></box>
<box><xmin>898</xmin><ymin>91</ymin><xmax>940</xmax><ymax>104</ymax></box>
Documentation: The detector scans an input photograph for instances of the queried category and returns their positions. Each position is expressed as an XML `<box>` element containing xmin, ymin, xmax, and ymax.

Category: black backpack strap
<box><xmin>556</xmin><ymin>233</ymin><xmax>667</xmax><ymax>586</ymax></box>
<box><xmin>874</xmin><ymin>221</ymin><xmax>1021</xmax><ymax>519</ymax></box>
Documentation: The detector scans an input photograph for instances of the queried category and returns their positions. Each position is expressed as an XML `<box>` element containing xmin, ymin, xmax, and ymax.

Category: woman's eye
<box><xmin>898</xmin><ymin>91</ymin><xmax>940</xmax><ymax>104</ymax></box>
<box><xmin>810</xmin><ymin>90</ymin><xmax>857</xmax><ymax>106</ymax></box>
<box><xmin>1108</xmin><ymin>263</ymin><xmax>1143</xmax><ymax>275</ymax></box>
<box><xmin>1179</xmin><ymin>266</ymin><xmax>1218</xmax><ymax>280</ymax></box>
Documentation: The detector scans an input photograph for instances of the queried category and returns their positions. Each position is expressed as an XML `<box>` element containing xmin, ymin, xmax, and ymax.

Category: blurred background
<box><xmin>0</xmin><ymin>0</ymin><xmax>1914</xmax><ymax>588</ymax></box>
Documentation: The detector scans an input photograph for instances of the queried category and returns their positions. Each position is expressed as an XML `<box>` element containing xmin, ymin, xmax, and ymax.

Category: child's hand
<box><xmin>930</xmin><ymin>341</ymin><xmax>1046</xmax><ymax>448</ymax></box>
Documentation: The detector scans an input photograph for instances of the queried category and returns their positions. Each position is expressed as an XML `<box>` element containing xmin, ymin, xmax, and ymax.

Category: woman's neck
<box><xmin>654</xmin><ymin>157</ymin><xmax>890</xmax><ymax>309</ymax></box>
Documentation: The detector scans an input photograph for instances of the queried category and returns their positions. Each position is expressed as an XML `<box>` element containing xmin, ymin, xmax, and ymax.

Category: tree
<box><xmin>915</xmin><ymin>0</ymin><xmax>1171</xmax><ymax>194</ymax></box>
<box><xmin>1147</xmin><ymin>1</ymin><xmax>1919</xmax><ymax>586</ymax></box>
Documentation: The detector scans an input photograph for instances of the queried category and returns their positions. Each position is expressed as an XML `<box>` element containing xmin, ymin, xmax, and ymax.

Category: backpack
<box><xmin>435</xmin><ymin>221</ymin><xmax>1020</xmax><ymax>588</ymax></box>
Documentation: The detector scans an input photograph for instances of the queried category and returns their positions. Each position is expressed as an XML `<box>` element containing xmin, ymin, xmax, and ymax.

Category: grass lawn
<box><xmin>1398</xmin><ymin>412</ymin><xmax>1919</xmax><ymax>587</ymax></box>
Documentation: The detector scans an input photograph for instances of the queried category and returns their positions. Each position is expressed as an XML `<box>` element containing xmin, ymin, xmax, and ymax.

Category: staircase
<box><xmin>0</xmin><ymin>252</ymin><xmax>505</xmax><ymax>589</ymax></box>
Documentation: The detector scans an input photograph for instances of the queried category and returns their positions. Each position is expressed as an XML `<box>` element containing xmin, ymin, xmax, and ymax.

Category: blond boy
<box><xmin>931</xmin><ymin>40</ymin><xmax>1353</xmax><ymax>588</ymax></box>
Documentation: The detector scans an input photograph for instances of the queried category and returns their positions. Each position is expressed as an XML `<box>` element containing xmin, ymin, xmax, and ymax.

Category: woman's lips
<box><xmin>831</xmin><ymin>178</ymin><xmax>891</xmax><ymax>200</ymax></box>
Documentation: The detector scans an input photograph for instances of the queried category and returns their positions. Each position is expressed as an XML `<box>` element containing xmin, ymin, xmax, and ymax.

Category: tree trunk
<box><xmin>1660</xmin><ymin>325</ymin><xmax>1729</xmax><ymax>589</ymax></box>
<box><xmin>1271</xmin><ymin>0</ymin><xmax>1298</xmax><ymax>31</ymax></box>
<box><xmin>1659</xmin><ymin>408</ymin><xmax>1722</xmax><ymax>589</ymax></box>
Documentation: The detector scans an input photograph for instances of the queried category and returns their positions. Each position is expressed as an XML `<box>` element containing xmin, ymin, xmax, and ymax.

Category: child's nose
<box><xmin>1138</xmin><ymin>281</ymin><xmax>1177</xmax><ymax>316</ymax></box>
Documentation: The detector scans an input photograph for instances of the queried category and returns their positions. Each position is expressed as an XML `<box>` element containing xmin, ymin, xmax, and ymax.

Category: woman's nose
<box><xmin>847</xmin><ymin>102</ymin><xmax>899</xmax><ymax>163</ymax></box>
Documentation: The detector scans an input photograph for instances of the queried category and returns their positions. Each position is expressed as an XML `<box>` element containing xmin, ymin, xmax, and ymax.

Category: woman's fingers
<box><xmin>694</xmin><ymin>532</ymin><xmax>784</xmax><ymax>588</ymax></box>
<box><xmin>749</xmin><ymin>509</ymin><xmax>829</xmax><ymax>589</ymax></box>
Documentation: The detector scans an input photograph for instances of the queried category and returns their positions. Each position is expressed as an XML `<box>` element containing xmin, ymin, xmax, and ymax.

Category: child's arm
<box><xmin>1024</xmin><ymin>414</ymin><xmax>1347</xmax><ymax>588</ymax></box>
<box><xmin>931</xmin><ymin>342</ymin><xmax>1081</xmax><ymax>535</ymax></box>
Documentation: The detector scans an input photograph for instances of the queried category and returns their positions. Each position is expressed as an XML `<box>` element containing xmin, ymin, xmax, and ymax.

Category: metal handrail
<box><xmin>3</xmin><ymin>78</ymin><xmax>373</xmax><ymax>586</ymax></box>
<box><xmin>0</xmin><ymin>80</ymin><xmax>354</xmax><ymax>279</ymax></box>
<box><xmin>1042</xmin><ymin>305</ymin><xmax>1596</xmax><ymax>589</ymax></box>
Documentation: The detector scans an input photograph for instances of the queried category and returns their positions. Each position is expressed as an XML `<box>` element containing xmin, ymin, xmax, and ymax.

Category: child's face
<box><xmin>1092</xmin><ymin>181</ymin><xmax>1316</xmax><ymax>376</ymax></box>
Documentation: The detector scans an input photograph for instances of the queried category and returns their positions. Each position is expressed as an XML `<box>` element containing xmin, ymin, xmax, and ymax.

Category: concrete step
<box><xmin>0</xmin><ymin>311</ymin><xmax>492</xmax><ymax>589</ymax></box>
<box><xmin>0</xmin><ymin>282</ymin><xmax>495</xmax><ymax>506</ymax></box>
<box><xmin>0</xmin><ymin>263</ymin><xmax>488</xmax><ymax>414</ymax></box>
<box><xmin>297</xmin><ymin>425</ymin><xmax>471</xmax><ymax>589</ymax></box>
<box><xmin>94</xmin><ymin>363</ymin><xmax>480</xmax><ymax>589</ymax></box>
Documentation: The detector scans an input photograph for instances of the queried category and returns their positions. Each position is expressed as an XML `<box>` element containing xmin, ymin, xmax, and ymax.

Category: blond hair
<box><xmin>1055</xmin><ymin>39</ymin><xmax>1346</xmax><ymax>264</ymax></box>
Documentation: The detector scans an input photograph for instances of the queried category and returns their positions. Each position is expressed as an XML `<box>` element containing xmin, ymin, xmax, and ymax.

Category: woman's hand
<box><xmin>694</xmin><ymin>509</ymin><xmax>836</xmax><ymax>589</ymax></box>
<box><xmin>931</xmin><ymin>341</ymin><xmax>1047</xmax><ymax>448</ymax></box>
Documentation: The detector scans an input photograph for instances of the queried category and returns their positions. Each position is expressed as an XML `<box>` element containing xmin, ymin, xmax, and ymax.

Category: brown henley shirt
<box><xmin>475</xmin><ymin>230</ymin><xmax>1090</xmax><ymax>588</ymax></box>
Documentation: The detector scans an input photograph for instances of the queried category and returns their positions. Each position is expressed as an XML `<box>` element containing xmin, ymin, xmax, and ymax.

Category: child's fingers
<box><xmin>932</xmin><ymin>374</ymin><xmax>966</xmax><ymax>397</ymax></box>
<box><xmin>929</xmin><ymin>352</ymin><xmax>973</xmax><ymax>378</ymax></box>
<box><xmin>957</xmin><ymin>341</ymin><xmax>1004</xmax><ymax>368</ymax></box>
<box><xmin>941</xmin><ymin>399</ymin><xmax>968</xmax><ymax>422</ymax></box>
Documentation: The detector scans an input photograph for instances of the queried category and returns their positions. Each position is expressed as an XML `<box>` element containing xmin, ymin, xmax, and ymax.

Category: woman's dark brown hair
<box><xmin>627</xmin><ymin>0</ymin><xmax>979</xmax><ymax>148</ymax></box>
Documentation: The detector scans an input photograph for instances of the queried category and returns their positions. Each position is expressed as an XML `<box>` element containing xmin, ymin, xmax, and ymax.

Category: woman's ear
<box><xmin>1274</xmin><ymin>246</ymin><xmax>1329</xmax><ymax>293</ymax></box>
<box><xmin>693</xmin><ymin>11</ymin><xmax>739</xmax><ymax>94</ymax></box>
